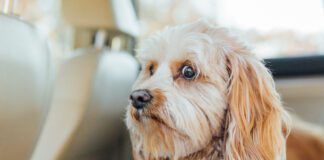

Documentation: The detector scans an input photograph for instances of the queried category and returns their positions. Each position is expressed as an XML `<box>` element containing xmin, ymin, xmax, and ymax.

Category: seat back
<box><xmin>0</xmin><ymin>14</ymin><xmax>52</xmax><ymax>160</ymax></box>
<box><xmin>32</xmin><ymin>48</ymin><xmax>138</xmax><ymax>160</ymax></box>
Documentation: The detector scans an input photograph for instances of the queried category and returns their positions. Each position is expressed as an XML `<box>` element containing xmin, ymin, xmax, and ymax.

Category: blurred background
<box><xmin>0</xmin><ymin>0</ymin><xmax>323</xmax><ymax>159</ymax></box>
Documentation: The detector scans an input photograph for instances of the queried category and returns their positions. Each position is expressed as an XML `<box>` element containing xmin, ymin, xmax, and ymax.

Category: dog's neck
<box><xmin>179</xmin><ymin>135</ymin><xmax>226</xmax><ymax>160</ymax></box>
<box><xmin>179</xmin><ymin>109</ymin><xmax>229</xmax><ymax>160</ymax></box>
<box><xmin>138</xmin><ymin>109</ymin><xmax>229</xmax><ymax>160</ymax></box>
<box><xmin>141</xmin><ymin>135</ymin><xmax>225</xmax><ymax>160</ymax></box>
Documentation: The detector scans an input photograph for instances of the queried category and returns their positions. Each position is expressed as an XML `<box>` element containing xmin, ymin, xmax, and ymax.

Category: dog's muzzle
<box><xmin>130</xmin><ymin>89</ymin><xmax>152</xmax><ymax>109</ymax></box>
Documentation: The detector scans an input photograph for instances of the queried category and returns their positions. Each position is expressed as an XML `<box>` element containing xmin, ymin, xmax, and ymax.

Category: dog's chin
<box><xmin>127</xmin><ymin>104</ymin><xmax>216</xmax><ymax>158</ymax></box>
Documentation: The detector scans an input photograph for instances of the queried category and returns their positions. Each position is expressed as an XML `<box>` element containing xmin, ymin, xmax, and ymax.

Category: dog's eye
<box><xmin>181</xmin><ymin>65</ymin><xmax>196</xmax><ymax>80</ymax></box>
<box><xmin>149</xmin><ymin>64</ymin><xmax>154</xmax><ymax>76</ymax></box>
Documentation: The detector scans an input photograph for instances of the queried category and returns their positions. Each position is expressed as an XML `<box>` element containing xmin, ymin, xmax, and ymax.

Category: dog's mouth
<box><xmin>130</xmin><ymin>107</ymin><xmax>163</xmax><ymax>123</ymax></box>
<box><xmin>130</xmin><ymin>107</ymin><xmax>189</xmax><ymax>138</ymax></box>
<box><xmin>143</xmin><ymin>114</ymin><xmax>169</xmax><ymax>126</ymax></box>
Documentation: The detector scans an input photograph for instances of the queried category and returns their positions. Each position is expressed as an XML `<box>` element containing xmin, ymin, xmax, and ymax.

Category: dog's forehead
<box><xmin>136</xmin><ymin>26</ymin><xmax>216</xmax><ymax>64</ymax></box>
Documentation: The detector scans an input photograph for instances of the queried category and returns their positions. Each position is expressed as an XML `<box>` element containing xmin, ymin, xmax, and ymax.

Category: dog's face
<box><xmin>126</xmin><ymin>21</ymin><xmax>228</xmax><ymax>158</ymax></box>
<box><xmin>126</xmin><ymin>20</ymin><xmax>289</xmax><ymax>159</ymax></box>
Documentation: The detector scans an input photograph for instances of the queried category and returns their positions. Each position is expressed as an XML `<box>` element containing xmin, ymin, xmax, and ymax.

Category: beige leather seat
<box><xmin>32</xmin><ymin>48</ymin><xmax>138</xmax><ymax>160</ymax></box>
<box><xmin>0</xmin><ymin>14</ymin><xmax>52</xmax><ymax>160</ymax></box>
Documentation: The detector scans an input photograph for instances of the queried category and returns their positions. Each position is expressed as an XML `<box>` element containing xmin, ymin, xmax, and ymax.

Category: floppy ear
<box><xmin>224</xmin><ymin>49</ymin><xmax>290</xmax><ymax>160</ymax></box>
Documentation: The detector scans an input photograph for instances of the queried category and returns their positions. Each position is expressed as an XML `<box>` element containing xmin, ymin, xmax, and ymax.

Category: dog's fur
<box><xmin>125</xmin><ymin>20</ymin><xmax>290</xmax><ymax>160</ymax></box>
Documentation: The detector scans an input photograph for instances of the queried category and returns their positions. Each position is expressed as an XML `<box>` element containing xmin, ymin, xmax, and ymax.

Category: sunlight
<box><xmin>215</xmin><ymin>0</ymin><xmax>324</xmax><ymax>33</ymax></box>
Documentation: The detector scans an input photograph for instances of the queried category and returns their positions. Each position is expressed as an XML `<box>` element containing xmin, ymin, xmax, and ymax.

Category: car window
<box><xmin>138</xmin><ymin>0</ymin><xmax>324</xmax><ymax>58</ymax></box>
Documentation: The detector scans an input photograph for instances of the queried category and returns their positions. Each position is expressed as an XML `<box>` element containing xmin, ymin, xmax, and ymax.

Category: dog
<box><xmin>125</xmin><ymin>20</ymin><xmax>290</xmax><ymax>160</ymax></box>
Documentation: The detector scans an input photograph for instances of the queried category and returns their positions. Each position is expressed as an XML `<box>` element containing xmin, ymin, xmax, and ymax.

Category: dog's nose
<box><xmin>130</xmin><ymin>89</ymin><xmax>152</xmax><ymax>109</ymax></box>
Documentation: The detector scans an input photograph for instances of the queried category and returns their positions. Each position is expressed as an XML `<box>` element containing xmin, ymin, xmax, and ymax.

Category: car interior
<box><xmin>0</xmin><ymin>0</ymin><xmax>323</xmax><ymax>160</ymax></box>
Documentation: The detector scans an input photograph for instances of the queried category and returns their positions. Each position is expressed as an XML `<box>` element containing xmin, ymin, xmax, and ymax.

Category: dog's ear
<box><xmin>224</xmin><ymin>49</ymin><xmax>290</xmax><ymax>160</ymax></box>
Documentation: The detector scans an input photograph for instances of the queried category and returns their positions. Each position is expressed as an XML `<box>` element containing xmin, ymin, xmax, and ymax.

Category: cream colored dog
<box><xmin>125</xmin><ymin>20</ymin><xmax>290</xmax><ymax>160</ymax></box>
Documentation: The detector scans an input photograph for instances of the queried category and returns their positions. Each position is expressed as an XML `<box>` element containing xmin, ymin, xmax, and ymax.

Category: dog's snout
<box><xmin>130</xmin><ymin>89</ymin><xmax>152</xmax><ymax>109</ymax></box>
